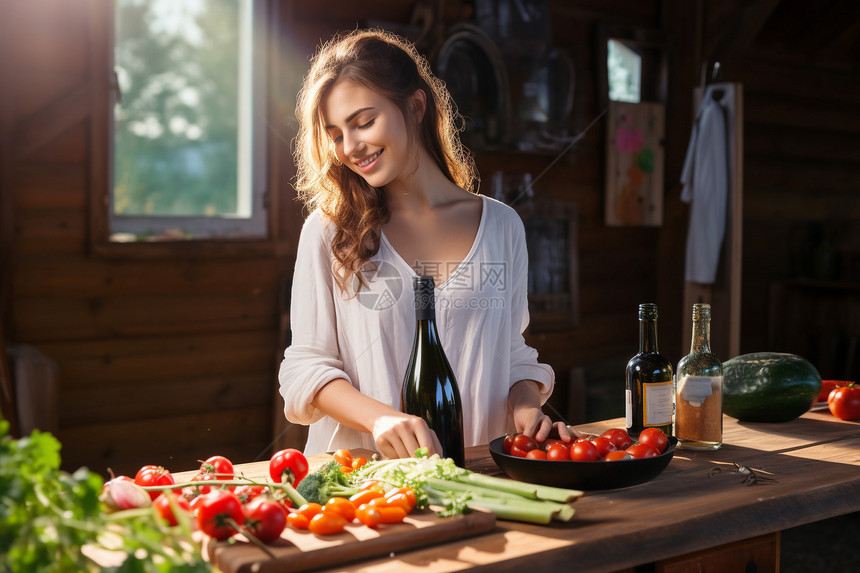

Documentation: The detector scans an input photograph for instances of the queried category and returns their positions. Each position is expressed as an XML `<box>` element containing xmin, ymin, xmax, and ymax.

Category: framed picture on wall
<box><xmin>515</xmin><ymin>199</ymin><xmax>579</xmax><ymax>332</ymax></box>
<box><xmin>604</xmin><ymin>101</ymin><xmax>665</xmax><ymax>227</ymax></box>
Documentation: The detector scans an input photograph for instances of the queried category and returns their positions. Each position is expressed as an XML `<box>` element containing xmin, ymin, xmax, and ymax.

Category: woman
<box><xmin>279</xmin><ymin>29</ymin><xmax>568</xmax><ymax>459</ymax></box>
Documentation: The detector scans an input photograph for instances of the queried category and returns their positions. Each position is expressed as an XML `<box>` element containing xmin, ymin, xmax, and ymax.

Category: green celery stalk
<box><xmin>455</xmin><ymin>471</ymin><xmax>583</xmax><ymax>503</ymax></box>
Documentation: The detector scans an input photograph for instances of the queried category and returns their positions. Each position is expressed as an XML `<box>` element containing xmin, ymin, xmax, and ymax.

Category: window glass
<box><xmin>112</xmin><ymin>0</ymin><xmax>266</xmax><ymax>241</ymax></box>
<box><xmin>607</xmin><ymin>39</ymin><xmax>641</xmax><ymax>103</ymax></box>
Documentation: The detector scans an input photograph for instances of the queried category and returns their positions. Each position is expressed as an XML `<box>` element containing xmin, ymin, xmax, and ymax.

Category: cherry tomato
<box><xmin>154</xmin><ymin>493</ymin><xmax>192</xmax><ymax>527</ymax></box>
<box><xmin>526</xmin><ymin>449</ymin><xmax>547</xmax><ymax>460</ymax></box>
<box><xmin>356</xmin><ymin>505</ymin><xmax>382</xmax><ymax>528</ymax></box>
<box><xmin>196</xmin><ymin>490</ymin><xmax>244</xmax><ymax>540</ymax></box>
<box><xmin>200</xmin><ymin>455</ymin><xmax>234</xmax><ymax>479</ymax></box>
<box><xmin>308</xmin><ymin>511</ymin><xmax>348</xmax><ymax>535</ymax></box>
<box><xmin>502</xmin><ymin>434</ymin><xmax>516</xmax><ymax>454</ymax></box>
<box><xmin>385</xmin><ymin>487</ymin><xmax>418</xmax><ymax>511</ymax></box>
<box><xmin>243</xmin><ymin>498</ymin><xmax>287</xmax><ymax>542</ymax></box>
<box><xmin>626</xmin><ymin>444</ymin><xmax>659</xmax><ymax>459</ymax></box>
<box><xmin>287</xmin><ymin>512</ymin><xmax>309</xmax><ymax>530</ymax></box>
<box><xmin>187</xmin><ymin>471</ymin><xmax>217</xmax><ymax>496</ymax></box>
<box><xmin>189</xmin><ymin>492</ymin><xmax>211</xmax><ymax>516</ymax></box>
<box><xmin>590</xmin><ymin>436</ymin><xmax>617</xmax><ymax>458</ymax></box>
<box><xmin>828</xmin><ymin>384</ymin><xmax>860</xmax><ymax>420</ymax></box>
<box><xmin>513</xmin><ymin>434</ymin><xmax>538</xmax><ymax>452</ymax></box>
<box><xmin>601</xmin><ymin>428</ymin><xmax>633</xmax><ymax>450</ymax></box>
<box><xmin>377</xmin><ymin>506</ymin><xmax>408</xmax><ymax>524</ymax></box>
<box><xmin>349</xmin><ymin>488</ymin><xmax>384</xmax><ymax>507</ymax></box>
<box><xmin>509</xmin><ymin>445</ymin><xmax>530</xmax><ymax>458</ymax></box>
<box><xmin>638</xmin><ymin>428</ymin><xmax>670</xmax><ymax>454</ymax></box>
<box><xmin>604</xmin><ymin>450</ymin><xmax>633</xmax><ymax>461</ymax></box>
<box><xmin>269</xmin><ymin>448</ymin><xmax>309</xmax><ymax>486</ymax></box>
<box><xmin>295</xmin><ymin>502</ymin><xmax>323</xmax><ymax>520</ymax></box>
<box><xmin>234</xmin><ymin>485</ymin><xmax>267</xmax><ymax>505</ymax></box>
<box><xmin>569</xmin><ymin>440</ymin><xmax>600</xmax><ymax>462</ymax></box>
<box><xmin>545</xmin><ymin>442</ymin><xmax>570</xmax><ymax>461</ymax></box>
<box><xmin>351</xmin><ymin>456</ymin><xmax>368</xmax><ymax>470</ymax></box>
<box><xmin>333</xmin><ymin>449</ymin><xmax>353</xmax><ymax>467</ymax></box>
<box><xmin>134</xmin><ymin>466</ymin><xmax>179</xmax><ymax>501</ymax></box>
<box><xmin>325</xmin><ymin>497</ymin><xmax>356</xmax><ymax>522</ymax></box>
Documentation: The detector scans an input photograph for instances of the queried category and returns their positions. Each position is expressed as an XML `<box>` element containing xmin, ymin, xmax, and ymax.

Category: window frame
<box><xmin>90</xmin><ymin>0</ymin><xmax>286</xmax><ymax>259</ymax></box>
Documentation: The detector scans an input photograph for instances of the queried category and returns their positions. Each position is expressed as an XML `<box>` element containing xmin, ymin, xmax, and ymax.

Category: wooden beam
<box><xmin>708</xmin><ymin>0</ymin><xmax>783</xmax><ymax>65</ymax></box>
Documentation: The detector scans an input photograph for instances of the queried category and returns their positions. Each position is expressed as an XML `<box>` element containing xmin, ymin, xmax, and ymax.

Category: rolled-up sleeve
<box><xmin>508</xmin><ymin>219</ymin><xmax>555</xmax><ymax>401</ymax></box>
<box><xmin>279</xmin><ymin>211</ymin><xmax>351</xmax><ymax>425</ymax></box>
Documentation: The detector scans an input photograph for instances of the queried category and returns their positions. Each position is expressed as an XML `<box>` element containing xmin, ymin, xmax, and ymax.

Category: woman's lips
<box><xmin>355</xmin><ymin>150</ymin><xmax>382</xmax><ymax>173</ymax></box>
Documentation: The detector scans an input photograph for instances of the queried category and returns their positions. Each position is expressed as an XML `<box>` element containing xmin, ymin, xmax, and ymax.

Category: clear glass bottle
<box><xmin>401</xmin><ymin>276</ymin><xmax>465</xmax><ymax>466</ymax></box>
<box><xmin>626</xmin><ymin>303</ymin><xmax>674</xmax><ymax>438</ymax></box>
<box><xmin>675</xmin><ymin>303</ymin><xmax>723</xmax><ymax>450</ymax></box>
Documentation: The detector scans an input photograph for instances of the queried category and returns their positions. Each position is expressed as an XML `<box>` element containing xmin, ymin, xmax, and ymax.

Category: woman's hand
<box><xmin>312</xmin><ymin>379</ymin><xmax>443</xmax><ymax>458</ymax></box>
<box><xmin>508</xmin><ymin>380</ymin><xmax>572</xmax><ymax>443</ymax></box>
<box><xmin>372</xmin><ymin>414</ymin><xmax>443</xmax><ymax>459</ymax></box>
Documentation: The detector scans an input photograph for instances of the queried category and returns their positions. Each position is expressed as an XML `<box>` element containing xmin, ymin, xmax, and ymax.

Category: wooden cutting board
<box><xmin>182</xmin><ymin>452</ymin><xmax>497</xmax><ymax>573</ymax></box>
<box><xmin>205</xmin><ymin>508</ymin><xmax>497</xmax><ymax>573</ymax></box>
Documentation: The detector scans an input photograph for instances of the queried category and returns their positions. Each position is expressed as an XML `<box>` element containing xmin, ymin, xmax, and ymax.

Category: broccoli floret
<box><xmin>296</xmin><ymin>460</ymin><xmax>361</xmax><ymax>505</ymax></box>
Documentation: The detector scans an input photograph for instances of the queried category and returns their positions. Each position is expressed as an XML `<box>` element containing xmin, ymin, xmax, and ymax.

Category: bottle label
<box><xmin>679</xmin><ymin>376</ymin><xmax>720</xmax><ymax>407</ymax></box>
<box><xmin>625</xmin><ymin>389</ymin><xmax>632</xmax><ymax>428</ymax></box>
<box><xmin>643</xmin><ymin>381</ymin><xmax>673</xmax><ymax>426</ymax></box>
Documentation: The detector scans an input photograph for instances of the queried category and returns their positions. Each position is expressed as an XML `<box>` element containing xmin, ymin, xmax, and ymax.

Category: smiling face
<box><xmin>322</xmin><ymin>78</ymin><xmax>421</xmax><ymax>189</ymax></box>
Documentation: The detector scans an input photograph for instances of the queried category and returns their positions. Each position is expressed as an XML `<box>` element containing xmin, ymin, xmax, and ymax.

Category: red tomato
<box><xmin>509</xmin><ymin>445</ymin><xmax>530</xmax><ymax>458</ymax></box>
<box><xmin>626</xmin><ymin>444</ymin><xmax>659</xmax><ymax>459</ymax></box>
<box><xmin>569</xmin><ymin>440</ymin><xmax>600</xmax><ymax>462</ymax></box>
<box><xmin>196</xmin><ymin>490</ymin><xmax>244</xmax><ymax>540</ymax></box>
<box><xmin>604</xmin><ymin>450</ymin><xmax>633</xmax><ymax>461</ymax></box>
<box><xmin>308</xmin><ymin>511</ymin><xmax>348</xmax><ymax>535</ymax></box>
<box><xmin>134</xmin><ymin>466</ymin><xmax>178</xmax><ymax>501</ymax></box>
<box><xmin>243</xmin><ymin>498</ymin><xmax>287</xmax><ymax>542</ymax></box>
<box><xmin>601</xmin><ymin>428</ymin><xmax>633</xmax><ymax>450</ymax></box>
<box><xmin>200</xmin><ymin>455</ymin><xmax>234</xmax><ymax>479</ymax></box>
<box><xmin>545</xmin><ymin>442</ymin><xmax>570</xmax><ymax>461</ymax></box>
<box><xmin>828</xmin><ymin>384</ymin><xmax>860</xmax><ymax>420</ymax></box>
<box><xmin>513</xmin><ymin>434</ymin><xmax>538</xmax><ymax>452</ymax></box>
<box><xmin>638</xmin><ymin>428</ymin><xmax>670</xmax><ymax>454</ymax></box>
<box><xmin>818</xmin><ymin>380</ymin><xmax>852</xmax><ymax>403</ymax></box>
<box><xmin>502</xmin><ymin>434</ymin><xmax>515</xmax><ymax>454</ymax></box>
<box><xmin>269</xmin><ymin>448</ymin><xmax>309</xmax><ymax>486</ymax></box>
<box><xmin>526</xmin><ymin>449</ymin><xmax>547</xmax><ymax>460</ymax></box>
<box><xmin>188</xmin><ymin>471</ymin><xmax>218</xmax><ymax>496</ymax></box>
<box><xmin>233</xmin><ymin>485</ymin><xmax>267</xmax><ymax>504</ymax></box>
<box><xmin>154</xmin><ymin>493</ymin><xmax>192</xmax><ymax>527</ymax></box>
<box><xmin>590</xmin><ymin>436</ymin><xmax>617</xmax><ymax>458</ymax></box>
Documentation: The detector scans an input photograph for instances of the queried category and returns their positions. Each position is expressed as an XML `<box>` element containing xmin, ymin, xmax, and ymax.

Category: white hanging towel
<box><xmin>680</xmin><ymin>83</ymin><xmax>735</xmax><ymax>284</ymax></box>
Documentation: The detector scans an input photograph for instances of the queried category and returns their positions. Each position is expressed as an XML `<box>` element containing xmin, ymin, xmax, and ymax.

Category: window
<box><xmin>111</xmin><ymin>0</ymin><xmax>268</xmax><ymax>241</ymax></box>
<box><xmin>607</xmin><ymin>39</ymin><xmax>641</xmax><ymax>103</ymax></box>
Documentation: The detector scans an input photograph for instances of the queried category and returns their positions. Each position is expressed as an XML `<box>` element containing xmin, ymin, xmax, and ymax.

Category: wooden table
<box><xmin>316</xmin><ymin>410</ymin><xmax>859</xmax><ymax>572</ymax></box>
<box><xmin>199</xmin><ymin>410</ymin><xmax>858</xmax><ymax>572</ymax></box>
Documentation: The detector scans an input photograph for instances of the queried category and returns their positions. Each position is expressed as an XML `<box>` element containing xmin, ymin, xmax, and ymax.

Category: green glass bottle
<box><xmin>675</xmin><ymin>303</ymin><xmax>723</xmax><ymax>450</ymax></box>
<box><xmin>626</xmin><ymin>303</ymin><xmax>674</xmax><ymax>438</ymax></box>
<box><xmin>400</xmin><ymin>276</ymin><xmax>465</xmax><ymax>466</ymax></box>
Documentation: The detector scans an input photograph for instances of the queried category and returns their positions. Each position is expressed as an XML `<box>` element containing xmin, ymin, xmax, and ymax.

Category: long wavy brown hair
<box><xmin>293</xmin><ymin>29</ymin><xmax>478</xmax><ymax>292</ymax></box>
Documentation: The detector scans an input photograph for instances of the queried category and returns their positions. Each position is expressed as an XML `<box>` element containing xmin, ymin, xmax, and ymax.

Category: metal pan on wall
<box><xmin>435</xmin><ymin>24</ymin><xmax>511</xmax><ymax>150</ymax></box>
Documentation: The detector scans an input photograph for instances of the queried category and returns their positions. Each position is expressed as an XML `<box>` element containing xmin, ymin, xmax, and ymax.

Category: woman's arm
<box><xmin>312</xmin><ymin>378</ymin><xmax>443</xmax><ymax>459</ymax></box>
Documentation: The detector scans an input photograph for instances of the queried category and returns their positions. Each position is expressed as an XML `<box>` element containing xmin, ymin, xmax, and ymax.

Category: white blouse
<box><xmin>279</xmin><ymin>195</ymin><xmax>555</xmax><ymax>455</ymax></box>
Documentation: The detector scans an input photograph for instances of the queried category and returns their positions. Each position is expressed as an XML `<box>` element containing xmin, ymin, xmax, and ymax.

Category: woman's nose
<box><xmin>342</xmin><ymin>130</ymin><xmax>364</xmax><ymax>158</ymax></box>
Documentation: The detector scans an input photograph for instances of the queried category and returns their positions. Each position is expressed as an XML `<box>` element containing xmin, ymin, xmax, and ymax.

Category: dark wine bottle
<box><xmin>625</xmin><ymin>303</ymin><xmax>674</xmax><ymax>438</ymax></box>
<box><xmin>400</xmin><ymin>276</ymin><xmax>465</xmax><ymax>466</ymax></box>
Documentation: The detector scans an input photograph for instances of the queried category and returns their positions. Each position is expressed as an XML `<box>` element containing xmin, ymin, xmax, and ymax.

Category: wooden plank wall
<box><xmin>700</xmin><ymin>0</ymin><xmax>860</xmax><ymax>379</ymax></box>
<box><xmin>1</xmin><ymin>0</ymin><xmax>295</xmax><ymax>477</ymax></box>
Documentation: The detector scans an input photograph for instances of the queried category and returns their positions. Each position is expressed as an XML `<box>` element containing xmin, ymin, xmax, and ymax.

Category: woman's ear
<box><xmin>410</xmin><ymin>88</ymin><xmax>427</xmax><ymax>123</ymax></box>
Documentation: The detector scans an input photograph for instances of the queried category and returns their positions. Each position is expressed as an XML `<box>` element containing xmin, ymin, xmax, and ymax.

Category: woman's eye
<box><xmin>332</xmin><ymin>134</ymin><xmax>343</xmax><ymax>144</ymax></box>
<box><xmin>359</xmin><ymin>119</ymin><xmax>375</xmax><ymax>129</ymax></box>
